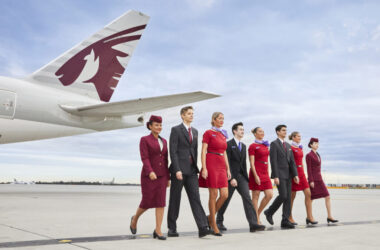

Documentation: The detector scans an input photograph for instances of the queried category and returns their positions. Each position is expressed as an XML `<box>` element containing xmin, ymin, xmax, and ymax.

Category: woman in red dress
<box><xmin>248</xmin><ymin>127</ymin><xmax>273</xmax><ymax>225</ymax></box>
<box><xmin>199</xmin><ymin>112</ymin><xmax>231</xmax><ymax>236</ymax></box>
<box><xmin>288</xmin><ymin>132</ymin><xmax>316</xmax><ymax>225</ymax></box>
<box><xmin>130</xmin><ymin>115</ymin><xmax>170</xmax><ymax>240</ymax></box>
<box><xmin>306</xmin><ymin>138</ymin><xmax>338</xmax><ymax>224</ymax></box>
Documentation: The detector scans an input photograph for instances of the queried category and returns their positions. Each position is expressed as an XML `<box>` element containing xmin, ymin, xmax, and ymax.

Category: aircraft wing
<box><xmin>60</xmin><ymin>91</ymin><xmax>220</xmax><ymax>117</ymax></box>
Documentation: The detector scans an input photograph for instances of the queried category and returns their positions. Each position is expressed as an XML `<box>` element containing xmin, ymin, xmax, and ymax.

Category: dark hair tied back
<box><xmin>251</xmin><ymin>127</ymin><xmax>260</xmax><ymax>134</ymax></box>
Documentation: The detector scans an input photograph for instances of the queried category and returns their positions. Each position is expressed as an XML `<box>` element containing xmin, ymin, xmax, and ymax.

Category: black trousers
<box><xmin>216</xmin><ymin>174</ymin><xmax>258</xmax><ymax>227</ymax></box>
<box><xmin>267</xmin><ymin>178</ymin><xmax>292</xmax><ymax>222</ymax></box>
<box><xmin>167</xmin><ymin>173</ymin><xmax>208</xmax><ymax>230</ymax></box>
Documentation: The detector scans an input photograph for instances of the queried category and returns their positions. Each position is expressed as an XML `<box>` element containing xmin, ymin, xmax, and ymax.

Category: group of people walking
<box><xmin>129</xmin><ymin>106</ymin><xmax>338</xmax><ymax>240</ymax></box>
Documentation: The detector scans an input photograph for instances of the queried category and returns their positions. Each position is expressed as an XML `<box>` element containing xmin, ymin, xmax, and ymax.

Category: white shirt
<box><xmin>234</xmin><ymin>137</ymin><xmax>241</xmax><ymax>149</ymax></box>
<box><xmin>278</xmin><ymin>138</ymin><xmax>285</xmax><ymax>144</ymax></box>
<box><xmin>158</xmin><ymin>137</ymin><xmax>163</xmax><ymax>151</ymax></box>
<box><xmin>183</xmin><ymin>122</ymin><xmax>193</xmax><ymax>140</ymax></box>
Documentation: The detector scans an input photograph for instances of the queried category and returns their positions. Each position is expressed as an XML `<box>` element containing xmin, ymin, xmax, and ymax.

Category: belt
<box><xmin>297</xmin><ymin>165</ymin><xmax>302</xmax><ymax>168</ymax></box>
<box><xmin>207</xmin><ymin>152</ymin><xmax>224</xmax><ymax>156</ymax></box>
<box><xmin>258</xmin><ymin>161</ymin><xmax>268</xmax><ymax>165</ymax></box>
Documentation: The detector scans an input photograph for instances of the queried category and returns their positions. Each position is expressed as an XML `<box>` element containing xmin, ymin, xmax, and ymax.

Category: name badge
<box><xmin>212</xmin><ymin>134</ymin><xmax>216</xmax><ymax>137</ymax></box>
<box><xmin>256</xmin><ymin>146</ymin><xmax>260</xmax><ymax>149</ymax></box>
<box><xmin>232</xmin><ymin>146</ymin><xmax>236</xmax><ymax>148</ymax></box>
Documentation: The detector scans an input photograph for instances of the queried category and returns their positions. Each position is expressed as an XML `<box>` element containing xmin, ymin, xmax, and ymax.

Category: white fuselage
<box><xmin>0</xmin><ymin>76</ymin><xmax>143</xmax><ymax>144</ymax></box>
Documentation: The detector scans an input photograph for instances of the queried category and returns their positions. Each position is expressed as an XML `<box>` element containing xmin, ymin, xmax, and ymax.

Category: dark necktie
<box><xmin>188</xmin><ymin>127</ymin><xmax>193</xmax><ymax>164</ymax></box>
<box><xmin>283</xmin><ymin>141</ymin><xmax>287</xmax><ymax>154</ymax></box>
<box><xmin>188</xmin><ymin>127</ymin><xmax>192</xmax><ymax>144</ymax></box>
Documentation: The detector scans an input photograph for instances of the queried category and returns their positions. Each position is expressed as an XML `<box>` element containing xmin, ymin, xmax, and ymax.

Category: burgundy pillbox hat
<box><xmin>308</xmin><ymin>137</ymin><xmax>319</xmax><ymax>148</ymax></box>
<box><xmin>146</xmin><ymin>115</ymin><xmax>162</xmax><ymax>130</ymax></box>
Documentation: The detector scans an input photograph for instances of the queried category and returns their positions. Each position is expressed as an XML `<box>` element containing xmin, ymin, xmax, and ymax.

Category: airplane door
<box><xmin>0</xmin><ymin>90</ymin><xmax>16</xmax><ymax>119</ymax></box>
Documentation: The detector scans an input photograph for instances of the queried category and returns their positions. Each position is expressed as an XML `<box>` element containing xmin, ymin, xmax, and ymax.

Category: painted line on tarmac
<box><xmin>0</xmin><ymin>220</ymin><xmax>379</xmax><ymax>248</ymax></box>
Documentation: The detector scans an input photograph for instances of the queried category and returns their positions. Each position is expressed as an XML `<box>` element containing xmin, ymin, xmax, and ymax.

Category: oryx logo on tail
<box><xmin>55</xmin><ymin>25</ymin><xmax>146</xmax><ymax>102</ymax></box>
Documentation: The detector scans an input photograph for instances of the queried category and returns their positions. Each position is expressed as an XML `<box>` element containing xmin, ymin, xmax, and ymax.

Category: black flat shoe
<box><xmin>167</xmin><ymin>229</ymin><xmax>179</xmax><ymax>237</ymax></box>
<box><xmin>264</xmin><ymin>209</ymin><xmax>274</xmax><ymax>225</ymax></box>
<box><xmin>153</xmin><ymin>230</ymin><xmax>166</xmax><ymax>240</ymax></box>
<box><xmin>281</xmin><ymin>221</ymin><xmax>295</xmax><ymax>229</ymax></box>
<box><xmin>306</xmin><ymin>218</ymin><xmax>318</xmax><ymax>225</ymax></box>
<box><xmin>291</xmin><ymin>222</ymin><xmax>298</xmax><ymax>226</ymax></box>
<box><xmin>130</xmin><ymin>216</ymin><xmax>136</xmax><ymax>235</ymax></box>
<box><xmin>327</xmin><ymin>218</ymin><xmax>339</xmax><ymax>223</ymax></box>
<box><xmin>199</xmin><ymin>227</ymin><xmax>212</xmax><ymax>238</ymax></box>
<box><xmin>250</xmin><ymin>224</ymin><xmax>266</xmax><ymax>232</ymax></box>
<box><xmin>217</xmin><ymin>223</ymin><xmax>227</xmax><ymax>231</ymax></box>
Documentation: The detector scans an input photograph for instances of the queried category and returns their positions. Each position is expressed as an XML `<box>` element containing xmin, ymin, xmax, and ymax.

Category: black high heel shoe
<box><xmin>212</xmin><ymin>231</ymin><xmax>223</xmax><ymax>236</ymax></box>
<box><xmin>153</xmin><ymin>230</ymin><xmax>167</xmax><ymax>240</ymax></box>
<box><xmin>306</xmin><ymin>218</ymin><xmax>318</xmax><ymax>225</ymax></box>
<box><xmin>327</xmin><ymin>218</ymin><xmax>339</xmax><ymax>223</ymax></box>
<box><xmin>130</xmin><ymin>216</ymin><xmax>136</xmax><ymax>235</ymax></box>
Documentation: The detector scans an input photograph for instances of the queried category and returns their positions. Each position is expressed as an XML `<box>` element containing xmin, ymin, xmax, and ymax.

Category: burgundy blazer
<box><xmin>306</xmin><ymin>151</ymin><xmax>323</xmax><ymax>182</ymax></box>
<box><xmin>139</xmin><ymin>133</ymin><xmax>170</xmax><ymax>178</ymax></box>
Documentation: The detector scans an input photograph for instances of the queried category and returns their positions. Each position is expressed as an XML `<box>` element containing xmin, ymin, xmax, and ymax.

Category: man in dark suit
<box><xmin>167</xmin><ymin>106</ymin><xmax>211</xmax><ymax>238</ymax></box>
<box><xmin>264</xmin><ymin>124</ymin><xmax>299</xmax><ymax>229</ymax></box>
<box><xmin>216</xmin><ymin>122</ymin><xmax>265</xmax><ymax>232</ymax></box>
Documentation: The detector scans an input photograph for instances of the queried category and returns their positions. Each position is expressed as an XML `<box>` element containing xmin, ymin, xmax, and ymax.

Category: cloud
<box><xmin>185</xmin><ymin>0</ymin><xmax>217</xmax><ymax>10</ymax></box>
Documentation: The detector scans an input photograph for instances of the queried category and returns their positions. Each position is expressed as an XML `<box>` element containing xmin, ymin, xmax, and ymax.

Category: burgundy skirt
<box><xmin>310</xmin><ymin>180</ymin><xmax>330</xmax><ymax>200</ymax></box>
<box><xmin>139</xmin><ymin>175</ymin><xmax>168</xmax><ymax>209</ymax></box>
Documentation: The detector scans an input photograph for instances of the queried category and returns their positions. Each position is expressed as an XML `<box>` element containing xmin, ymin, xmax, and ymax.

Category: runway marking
<box><xmin>59</xmin><ymin>240</ymin><xmax>72</xmax><ymax>243</ymax></box>
<box><xmin>0</xmin><ymin>220</ymin><xmax>379</xmax><ymax>248</ymax></box>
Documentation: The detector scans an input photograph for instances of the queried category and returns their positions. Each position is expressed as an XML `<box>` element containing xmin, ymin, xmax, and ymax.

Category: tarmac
<box><xmin>0</xmin><ymin>184</ymin><xmax>379</xmax><ymax>249</ymax></box>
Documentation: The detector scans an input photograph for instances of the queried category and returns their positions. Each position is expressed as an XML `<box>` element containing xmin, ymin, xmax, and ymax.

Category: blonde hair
<box><xmin>211</xmin><ymin>112</ymin><xmax>223</xmax><ymax>126</ymax></box>
<box><xmin>288</xmin><ymin>131</ymin><xmax>300</xmax><ymax>141</ymax></box>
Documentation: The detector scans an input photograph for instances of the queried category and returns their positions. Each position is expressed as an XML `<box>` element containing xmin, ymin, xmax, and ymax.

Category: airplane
<box><xmin>0</xmin><ymin>10</ymin><xmax>219</xmax><ymax>144</ymax></box>
<box><xmin>102</xmin><ymin>177</ymin><xmax>115</xmax><ymax>185</ymax></box>
<box><xmin>11</xmin><ymin>179</ymin><xmax>35</xmax><ymax>185</ymax></box>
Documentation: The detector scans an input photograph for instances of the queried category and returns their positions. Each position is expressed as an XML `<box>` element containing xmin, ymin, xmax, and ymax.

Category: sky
<box><xmin>0</xmin><ymin>0</ymin><xmax>379</xmax><ymax>184</ymax></box>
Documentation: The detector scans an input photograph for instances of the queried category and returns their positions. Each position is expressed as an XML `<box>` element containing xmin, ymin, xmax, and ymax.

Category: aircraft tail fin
<box><xmin>27</xmin><ymin>10</ymin><xmax>149</xmax><ymax>102</ymax></box>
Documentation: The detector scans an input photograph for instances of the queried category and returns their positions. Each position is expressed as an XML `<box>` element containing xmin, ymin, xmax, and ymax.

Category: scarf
<box><xmin>291</xmin><ymin>141</ymin><xmax>303</xmax><ymax>149</ymax></box>
<box><xmin>255</xmin><ymin>139</ymin><xmax>269</xmax><ymax>147</ymax></box>
<box><xmin>211</xmin><ymin>126</ymin><xmax>228</xmax><ymax>139</ymax></box>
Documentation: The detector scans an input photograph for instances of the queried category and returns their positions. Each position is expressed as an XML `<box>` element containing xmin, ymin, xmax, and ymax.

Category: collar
<box><xmin>234</xmin><ymin>137</ymin><xmax>241</xmax><ymax>146</ymax></box>
<box><xmin>150</xmin><ymin>133</ymin><xmax>161</xmax><ymax>140</ymax></box>
<box><xmin>278</xmin><ymin>137</ymin><xmax>285</xmax><ymax>143</ymax></box>
<box><xmin>291</xmin><ymin>141</ymin><xmax>303</xmax><ymax>149</ymax></box>
<box><xmin>182</xmin><ymin>122</ymin><xmax>191</xmax><ymax>130</ymax></box>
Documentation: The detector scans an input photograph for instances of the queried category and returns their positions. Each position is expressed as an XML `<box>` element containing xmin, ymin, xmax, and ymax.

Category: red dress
<box><xmin>291</xmin><ymin>146</ymin><xmax>309</xmax><ymax>191</ymax></box>
<box><xmin>199</xmin><ymin>130</ymin><xmax>228</xmax><ymax>188</ymax></box>
<box><xmin>248</xmin><ymin>143</ymin><xmax>272</xmax><ymax>191</ymax></box>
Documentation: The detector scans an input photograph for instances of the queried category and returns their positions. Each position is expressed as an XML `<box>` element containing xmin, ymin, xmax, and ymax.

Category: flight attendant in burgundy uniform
<box><xmin>288</xmin><ymin>132</ymin><xmax>316</xmax><ymax>225</ymax></box>
<box><xmin>306</xmin><ymin>138</ymin><xmax>338</xmax><ymax>224</ymax></box>
<box><xmin>249</xmin><ymin>127</ymin><xmax>273</xmax><ymax>225</ymax></box>
<box><xmin>199</xmin><ymin>112</ymin><xmax>231</xmax><ymax>236</ymax></box>
<box><xmin>130</xmin><ymin>115</ymin><xmax>170</xmax><ymax>240</ymax></box>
